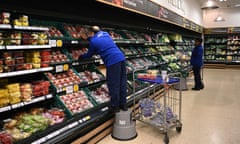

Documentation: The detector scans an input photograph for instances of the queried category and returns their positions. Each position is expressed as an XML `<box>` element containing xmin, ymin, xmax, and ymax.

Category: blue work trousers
<box><xmin>106</xmin><ymin>60</ymin><xmax>127</xmax><ymax>108</ymax></box>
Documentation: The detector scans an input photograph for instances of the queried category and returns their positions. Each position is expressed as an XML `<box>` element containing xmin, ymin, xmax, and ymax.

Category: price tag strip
<box><xmin>0</xmin><ymin>24</ymin><xmax>12</xmax><ymax>29</ymax></box>
<box><xmin>31</xmin><ymin>137</ymin><xmax>47</xmax><ymax>144</ymax></box>
<box><xmin>6</xmin><ymin>45</ymin><xmax>51</xmax><ymax>50</ymax></box>
<box><xmin>11</xmin><ymin>102</ymin><xmax>24</xmax><ymax>109</ymax></box>
<box><xmin>67</xmin><ymin>121</ymin><xmax>79</xmax><ymax>129</ymax></box>
<box><xmin>0</xmin><ymin>67</ymin><xmax>53</xmax><ymax>78</ymax></box>
<box><xmin>46</xmin><ymin>94</ymin><xmax>53</xmax><ymax>99</ymax></box>
<box><xmin>79</xmin><ymin>115</ymin><xmax>91</xmax><ymax>124</ymax></box>
<box><xmin>0</xmin><ymin>106</ymin><xmax>11</xmax><ymax>113</ymax></box>
<box><xmin>13</xmin><ymin>25</ymin><xmax>49</xmax><ymax>31</ymax></box>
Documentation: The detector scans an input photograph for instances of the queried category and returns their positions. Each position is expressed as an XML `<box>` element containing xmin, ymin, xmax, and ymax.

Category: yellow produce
<box><xmin>0</xmin><ymin>98</ymin><xmax>9</xmax><ymax>107</ymax></box>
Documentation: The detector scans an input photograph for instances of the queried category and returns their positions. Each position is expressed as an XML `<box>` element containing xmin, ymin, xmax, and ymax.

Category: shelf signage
<box><xmin>96</xmin><ymin>0</ymin><xmax>202</xmax><ymax>33</ymax></box>
<box><xmin>66</xmin><ymin>85</ymin><xmax>73</xmax><ymax>94</ymax></box>
<box><xmin>63</xmin><ymin>64</ymin><xmax>69</xmax><ymax>71</ymax></box>
<box><xmin>56</xmin><ymin>40</ymin><xmax>63</xmax><ymax>47</ymax></box>
<box><xmin>55</xmin><ymin>65</ymin><xmax>64</xmax><ymax>73</ymax></box>
<box><xmin>73</xmin><ymin>84</ymin><xmax>79</xmax><ymax>92</ymax></box>
<box><xmin>49</xmin><ymin>39</ymin><xmax>57</xmax><ymax>47</ymax></box>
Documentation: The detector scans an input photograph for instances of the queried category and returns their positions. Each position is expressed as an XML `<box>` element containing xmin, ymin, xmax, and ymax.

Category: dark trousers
<box><xmin>107</xmin><ymin>61</ymin><xmax>127</xmax><ymax>108</ymax></box>
<box><xmin>192</xmin><ymin>66</ymin><xmax>203</xmax><ymax>89</ymax></box>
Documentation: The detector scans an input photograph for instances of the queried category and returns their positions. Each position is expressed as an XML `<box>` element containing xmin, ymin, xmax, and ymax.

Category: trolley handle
<box><xmin>133</xmin><ymin>66</ymin><xmax>148</xmax><ymax>73</ymax></box>
<box><xmin>167</xmin><ymin>72</ymin><xmax>182</xmax><ymax>78</ymax></box>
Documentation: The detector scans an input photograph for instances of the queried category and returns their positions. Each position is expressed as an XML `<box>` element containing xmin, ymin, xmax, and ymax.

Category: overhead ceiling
<box><xmin>200</xmin><ymin>0</ymin><xmax>240</xmax><ymax>9</ymax></box>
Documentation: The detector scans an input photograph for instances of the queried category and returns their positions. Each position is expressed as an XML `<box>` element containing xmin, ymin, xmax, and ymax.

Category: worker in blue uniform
<box><xmin>79</xmin><ymin>26</ymin><xmax>127</xmax><ymax>113</ymax></box>
<box><xmin>190</xmin><ymin>38</ymin><xmax>204</xmax><ymax>90</ymax></box>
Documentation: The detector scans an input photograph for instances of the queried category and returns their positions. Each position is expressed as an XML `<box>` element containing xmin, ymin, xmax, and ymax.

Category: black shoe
<box><xmin>192</xmin><ymin>87</ymin><xmax>200</xmax><ymax>91</ymax></box>
<box><xmin>200</xmin><ymin>85</ymin><xmax>204</xmax><ymax>89</ymax></box>
<box><xmin>109</xmin><ymin>106</ymin><xmax>120</xmax><ymax>113</ymax></box>
<box><xmin>119</xmin><ymin>105</ymin><xmax>128</xmax><ymax>111</ymax></box>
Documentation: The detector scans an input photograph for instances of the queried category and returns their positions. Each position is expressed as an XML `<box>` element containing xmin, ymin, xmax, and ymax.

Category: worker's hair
<box><xmin>90</xmin><ymin>26</ymin><xmax>100</xmax><ymax>33</ymax></box>
<box><xmin>195</xmin><ymin>38</ymin><xmax>202</xmax><ymax>43</ymax></box>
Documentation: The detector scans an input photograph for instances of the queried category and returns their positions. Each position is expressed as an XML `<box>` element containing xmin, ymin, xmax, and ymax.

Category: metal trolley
<box><xmin>132</xmin><ymin>70</ymin><xmax>183</xmax><ymax>144</ymax></box>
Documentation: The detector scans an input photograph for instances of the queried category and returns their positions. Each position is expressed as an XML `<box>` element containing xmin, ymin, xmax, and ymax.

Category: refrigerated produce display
<box><xmin>204</xmin><ymin>33</ymin><xmax>240</xmax><ymax>68</ymax></box>
<box><xmin>0</xmin><ymin>7</ymin><xmax>198</xmax><ymax>143</ymax></box>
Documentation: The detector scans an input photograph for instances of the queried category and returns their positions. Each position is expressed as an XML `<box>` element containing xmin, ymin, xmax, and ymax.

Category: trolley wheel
<box><xmin>176</xmin><ymin>120</ymin><xmax>182</xmax><ymax>133</ymax></box>
<box><xmin>164</xmin><ymin>133</ymin><xmax>169</xmax><ymax>144</ymax></box>
<box><xmin>176</xmin><ymin>126</ymin><xmax>182</xmax><ymax>133</ymax></box>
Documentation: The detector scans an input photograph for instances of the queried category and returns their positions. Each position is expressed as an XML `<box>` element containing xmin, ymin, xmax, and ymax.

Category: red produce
<box><xmin>0</xmin><ymin>131</ymin><xmax>13</xmax><ymax>144</ymax></box>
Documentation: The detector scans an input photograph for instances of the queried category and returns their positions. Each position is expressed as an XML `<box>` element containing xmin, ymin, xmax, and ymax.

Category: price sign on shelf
<box><xmin>63</xmin><ymin>64</ymin><xmax>69</xmax><ymax>71</ymax></box>
<box><xmin>66</xmin><ymin>85</ymin><xmax>73</xmax><ymax>94</ymax></box>
<box><xmin>73</xmin><ymin>84</ymin><xmax>79</xmax><ymax>92</ymax></box>
<box><xmin>56</xmin><ymin>40</ymin><xmax>63</xmax><ymax>47</ymax></box>
<box><xmin>55</xmin><ymin>65</ymin><xmax>64</xmax><ymax>73</ymax></box>
<box><xmin>49</xmin><ymin>39</ymin><xmax>57</xmax><ymax>47</ymax></box>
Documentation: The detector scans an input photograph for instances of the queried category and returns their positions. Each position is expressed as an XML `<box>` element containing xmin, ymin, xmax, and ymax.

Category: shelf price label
<box><xmin>73</xmin><ymin>84</ymin><xmax>79</xmax><ymax>92</ymax></box>
<box><xmin>55</xmin><ymin>65</ymin><xmax>63</xmax><ymax>73</ymax></box>
<box><xmin>101</xmin><ymin>106</ymin><xmax>108</xmax><ymax>112</ymax></box>
<box><xmin>56</xmin><ymin>40</ymin><xmax>63</xmax><ymax>47</ymax></box>
<box><xmin>49</xmin><ymin>39</ymin><xmax>57</xmax><ymax>47</ymax></box>
<box><xmin>66</xmin><ymin>85</ymin><xmax>73</xmax><ymax>94</ymax></box>
<box><xmin>46</xmin><ymin>94</ymin><xmax>53</xmax><ymax>99</ymax></box>
<box><xmin>79</xmin><ymin>119</ymin><xmax>83</xmax><ymax>123</ymax></box>
<box><xmin>71</xmin><ymin>40</ymin><xmax>79</xmax><ymax>44</ymax></box>
<box><xmin>82</xmin><ymin>115</ymin><xmax>91</xmax><ymax>122</ymax></box>
<box><xmin>72</xmin><ymin>62</ymin><xmax>79</xmax><ymax>66</ymax></box>
<box><xmin>63</xmin><ymin>64</ymin><xmax>69</xmax><ymax>71</ymax></box>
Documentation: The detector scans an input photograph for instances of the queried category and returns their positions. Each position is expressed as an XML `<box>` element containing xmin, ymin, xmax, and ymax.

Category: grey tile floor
<box><xmin>97</xmin><ymin>68</ymin><xmax>240</xmax><ymax>144</ymax></box>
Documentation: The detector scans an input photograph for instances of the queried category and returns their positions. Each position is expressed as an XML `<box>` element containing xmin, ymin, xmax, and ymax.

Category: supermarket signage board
<box><xmin>96</xmin><ymin>0</ymin><xmax>202</xmax><ymax>33</ymax></box>
<box><xmin>204</xmin><ymin>27</ymin><xmax>240</xmax><ymax>34</ymax></box>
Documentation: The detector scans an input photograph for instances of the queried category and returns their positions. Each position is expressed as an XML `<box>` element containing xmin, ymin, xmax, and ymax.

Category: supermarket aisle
<box><xmin>97</xmin><ymin>68</ymin><xmax>240</xmax><ymax>144</ymax></box>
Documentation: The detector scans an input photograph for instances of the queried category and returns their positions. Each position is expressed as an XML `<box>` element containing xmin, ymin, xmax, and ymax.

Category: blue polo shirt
<box><xmin>81</xmin><ymin>31</ymin><xmax>125</xmax><ymax>67</ymax></box>
<box><xmin>190</xmin><ymin>45</ymin><xmax>203</xmax><ymax>67</ymax></box>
